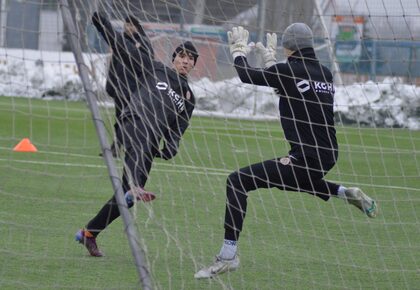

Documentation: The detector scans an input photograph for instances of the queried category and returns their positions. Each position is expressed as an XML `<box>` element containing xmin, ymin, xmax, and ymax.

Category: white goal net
<box><xmin>0</xmin><ymin>0</ymin><xmax>418</xmax><ymax>289</ymax></box>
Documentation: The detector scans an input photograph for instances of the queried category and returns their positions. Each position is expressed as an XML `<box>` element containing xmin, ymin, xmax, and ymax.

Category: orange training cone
<box><xmin>13</xmin><ymin>138</ymin><xmax>38</xmax><ymax>152</ymax></box>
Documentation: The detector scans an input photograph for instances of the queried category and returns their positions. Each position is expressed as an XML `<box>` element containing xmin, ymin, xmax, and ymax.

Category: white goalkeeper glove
<box><xmin>227</xmin><ymin>26</ymin><xmax>251</xmax><ymax>59</ymax></box>
<box><xmin>255</xmin><ymin>32</ymin><xmax>277</xmax><ymax>68</ymax></box>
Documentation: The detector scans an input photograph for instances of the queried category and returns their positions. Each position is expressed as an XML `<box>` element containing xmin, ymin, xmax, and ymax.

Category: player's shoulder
<box><xmin>150</xmin><ymin>61</ymin><xmax>168</xmax><ymax>75</ymax></box>
<box><xmin>319</xmin><ymin>64</ymin><xmax>333</xmax><ymax>82</ymax></box>
<box><xmin>267</xmin><ymin>61</ymin><xmax>293</xmax><ymax>76</ymax></box>
<box><xmin>271</xmin><ymin>61</ymin><xmax>288</xmax><ymax>68</ymax></box>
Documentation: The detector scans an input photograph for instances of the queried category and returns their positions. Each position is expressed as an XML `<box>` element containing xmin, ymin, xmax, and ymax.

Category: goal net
<box><xmin>0</xmin><ymin>0</ymin><xmax>418</xmax><ymax>289</ymax></box>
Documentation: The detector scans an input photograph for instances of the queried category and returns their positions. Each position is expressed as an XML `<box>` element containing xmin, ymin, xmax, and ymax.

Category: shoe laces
<box><xmin>365</xmin><ymin>200</ymin><xmax>376</xmax><ymax>213</ymax></box>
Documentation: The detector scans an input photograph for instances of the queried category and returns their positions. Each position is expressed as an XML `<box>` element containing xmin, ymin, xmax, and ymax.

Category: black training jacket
<box><xmin>234</xmin><ymin>48</ymin><xmax>338</xmax><ymax>164</ymax></box>
<box><xmin>92</xmin><ymin>12</ymin><xmax>195</xmax><ymax>147</ymax></box>
<box><xmin>93</xmin><ymin>14</ymin><xmax>154</xmax><ymax>120</ymax></box>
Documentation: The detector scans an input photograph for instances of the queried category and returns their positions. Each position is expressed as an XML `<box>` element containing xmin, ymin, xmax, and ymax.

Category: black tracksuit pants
<box><xmin>86</xmin><ymin>117</ymin><xmax>159</xmax><ymax>236</ymax></box>
<box><xmin>224</xmin><ymin>155</ymin><xmax>340</xmax><ymax>241</ymax></box>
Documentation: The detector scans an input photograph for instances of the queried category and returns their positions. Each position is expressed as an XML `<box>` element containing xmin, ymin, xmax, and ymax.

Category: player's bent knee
<box><xmin>227</xmin><ymin>171</ymin><xmax>241</xmax><ymax>188</ymax></box>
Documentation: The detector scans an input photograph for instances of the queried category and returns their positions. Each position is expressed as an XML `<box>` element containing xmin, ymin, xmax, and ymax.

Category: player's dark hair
<box><xmin>172</xmin><ymin>41</ymin><xmax>199</xmax><ymax>65</ymax></box>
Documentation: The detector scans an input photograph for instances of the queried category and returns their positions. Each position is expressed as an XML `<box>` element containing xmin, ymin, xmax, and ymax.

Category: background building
<box><xmin>0</xmin><ymin>0</ymin><xmax>418</xmax><ymax>82</ymax></box>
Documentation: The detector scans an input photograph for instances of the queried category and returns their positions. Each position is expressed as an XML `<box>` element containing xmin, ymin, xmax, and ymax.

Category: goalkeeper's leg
<box><xmin>79</xmin><ymin>154</ymin><xmax>155</xmax><ymax>227</ymax></box>
<box><xmin>195</xmin><ymin>156</ymin><xmax>378</xmax><ymax>278</ymax></box>
<box><xmin>337</xmin><ymin>187</ymin><xmax>378</xmax><ymax>218</ymax></box>
<box><xmin>76</xmin><ymin>123</ymin><xmax>157</xmax><ymax>256</ymax></box>
<box><xmin>196</xmin><ymin>158</ymin><xmax>293</xmax><ymax>278</ymax></box>
<box><xmin>287</xmin><ymin>157</ymin><xmax>379</xmax><ymax>218</ymax></box>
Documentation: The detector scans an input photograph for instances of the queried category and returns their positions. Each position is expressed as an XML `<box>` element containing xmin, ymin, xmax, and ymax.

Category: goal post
<box><xmin>58</xmin><ymin>1</ymin><xmax>153</xmax><ymax>289</ymax></box>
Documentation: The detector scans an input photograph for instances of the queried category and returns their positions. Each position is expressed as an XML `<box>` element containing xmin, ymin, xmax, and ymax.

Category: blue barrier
<box><xmin>335</xmin><ymin>40</ymin><xmax>420</xmax><ymax>79</ymax></box>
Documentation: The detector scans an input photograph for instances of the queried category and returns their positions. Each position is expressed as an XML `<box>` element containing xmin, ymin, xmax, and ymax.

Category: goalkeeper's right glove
<box><xmin>255</xmin><ymin>32</ymin><xmax>277</xmax><ymax>68</ymax></box>
<box><xmin>227</xmin><ymin>26</ymin><xmax>251</xmax><ymax>59</ymax></box>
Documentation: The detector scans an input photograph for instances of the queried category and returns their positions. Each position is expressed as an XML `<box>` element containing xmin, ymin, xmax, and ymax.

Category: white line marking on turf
<box><xmin>0</xmin><ymin>157</ymin><xmax>418</xmax><ymax>192</ymax></box>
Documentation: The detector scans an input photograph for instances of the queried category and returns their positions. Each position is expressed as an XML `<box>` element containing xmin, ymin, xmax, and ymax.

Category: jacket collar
<box><xmin>287</xmin><ymin>47</ymin><xmax>317</xmax><ymax>62</ymax></box>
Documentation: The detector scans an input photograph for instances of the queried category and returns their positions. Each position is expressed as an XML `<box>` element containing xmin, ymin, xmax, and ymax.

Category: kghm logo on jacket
<box><xmin>296</xmin><ymin>80</ymin><xmax>311</xmax><ymax>93</ymax></box>
<box><xmin>296</xmin><ymin>80</ymin><xmax>335</xmax><ymax>95</ymax></box>
<box><xmin>156</xmin><ymin>81</ymin><xmax>185</xmax><ymax>113</ymax></box>
<box><xmin>313</xmin><ymin>81</ymin><xmax>335</xmax><ymax>95</ymax></box>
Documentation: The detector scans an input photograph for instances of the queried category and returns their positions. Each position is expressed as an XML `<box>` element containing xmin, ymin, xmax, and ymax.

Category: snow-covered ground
<box><xmin>0</xmin><ymin>48</ymin><xmax>418</xmax><ymax>130</ymax></box>
<box><xmin>191</xmin><ymin>77</ymin><xmax>420</xmax><ymax>130</ymax></box>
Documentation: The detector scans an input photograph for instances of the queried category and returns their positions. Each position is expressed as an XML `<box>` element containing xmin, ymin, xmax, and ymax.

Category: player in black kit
<box><xmin>195</xmin><ymin>23</ymin><xmax>378</xmax><ymax>279</ymax></box>
<box><xmin>76</xmin><ymin>12</ymin><xmax>199</xmax><ymax>257</ymax></box>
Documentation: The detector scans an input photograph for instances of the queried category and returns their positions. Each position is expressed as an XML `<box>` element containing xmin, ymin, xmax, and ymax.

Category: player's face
<box><xmin>284</xmin><ymin>47</ymin><xmax>294</xmax><ymax>57</ymax></box>
<box><xmin>124</xmin><ymin>22</ymin><xmax>137</xmax><ymax>35</ymax></box>
<box><xmin>173</xmin><ymin>51</ymin><xmax>195</xmax><ymax>76</ymax></box>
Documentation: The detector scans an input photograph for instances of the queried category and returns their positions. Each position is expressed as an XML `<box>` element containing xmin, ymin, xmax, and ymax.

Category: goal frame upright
<box><xmin>59</xmin><ymin>1</ymin><xmax>153</xmax><ymax>289</ymax></box>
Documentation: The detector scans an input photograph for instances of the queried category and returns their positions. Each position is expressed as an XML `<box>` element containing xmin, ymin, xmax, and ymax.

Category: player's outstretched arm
<box><xmin>92</xmin><ymin>12</ymin><xmax>153</xmax><ymax>76</ymax></box>
<box><xmin>92</xmin><ymin>12</ymin><xmax>121</xmax><ymax>48</ymax></box>
<box><xmin>227</xmin><ymin>26</ymin><xmax>272</xmax><ymax>86</ymax></box>
<box><xmin>127</xmin><ymin>14</ymin><xmax>155</xmax><ymax>58</ymax></box>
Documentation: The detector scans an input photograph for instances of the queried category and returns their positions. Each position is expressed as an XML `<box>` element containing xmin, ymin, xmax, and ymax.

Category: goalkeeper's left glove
<box><xmin>255</xmin><ymin>32</ymin><xmax>277</xmax><ymax>68</ymax></box>
<box><xmin>227</xmin><ymin>26</ymin><xmax>251</xmax><ymax>59</ymax></box>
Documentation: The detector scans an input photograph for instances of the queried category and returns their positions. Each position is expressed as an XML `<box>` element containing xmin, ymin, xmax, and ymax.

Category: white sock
<box><xmin>219</xmin><ymin>239</ymin><xmax>237</xmax><ymax>260</ymax></box>
<box><xmin>337</xmin><ymin>185</ymin><xmax>347</xmax><ymax>199</ymax></box>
